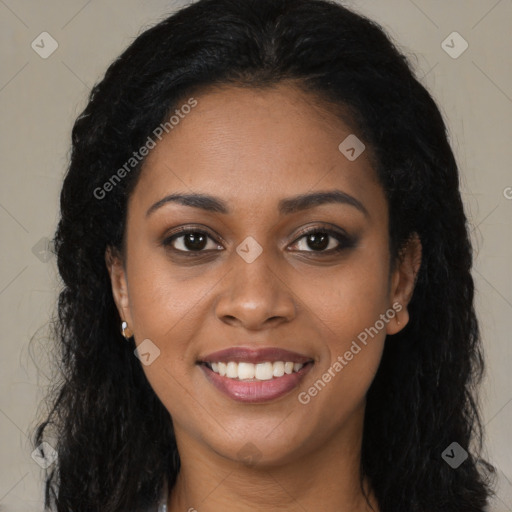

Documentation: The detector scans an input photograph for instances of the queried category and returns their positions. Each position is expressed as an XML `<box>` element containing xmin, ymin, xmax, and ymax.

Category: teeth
<box><xmin>273</xmin><ymin>361</ymin><xmax>285</xmax><ymax>377</ymax></box>
<box><xmin>226</xmin><ymin>361</ymin><xmax>238</xmax><ymax>378</ymax></box>
<box><xmin>207</xmin><ymin>361</ymin><xmax>306</xmax><ymax>380</ymax></box>
<box><xmin>255</xmin><ymin>362</ymin><xmax>273</xmax><ymax>380</ymax></box>
<box><xmin>238</xmin><ymin>362</ymin><xmax>255</xmax><ymax>380</ymax></box>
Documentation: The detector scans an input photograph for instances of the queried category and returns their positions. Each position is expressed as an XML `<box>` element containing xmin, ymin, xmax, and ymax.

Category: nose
<box><xmin>214</xmin><ymin>249</ymin><xmax>297</xmax><ymax>331</ymax></box>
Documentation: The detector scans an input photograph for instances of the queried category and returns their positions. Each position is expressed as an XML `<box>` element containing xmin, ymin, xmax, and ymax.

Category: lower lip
<box><xmin>199</xmin><ymin>363</ymin><xmax>313</xmax><ymax>403</ymax></box>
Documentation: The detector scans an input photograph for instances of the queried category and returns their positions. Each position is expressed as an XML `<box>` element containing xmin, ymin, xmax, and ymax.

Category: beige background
<box><xmin>0</xmin><ymin>0</ymin><xmax>511</xmax><ymax>510</ymax></box>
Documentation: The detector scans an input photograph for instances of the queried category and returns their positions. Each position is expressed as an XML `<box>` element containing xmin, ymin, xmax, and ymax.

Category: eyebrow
<box><xmin>146</xmin><ymin>189</ymin><xmax>369</xmax><ymax>218</ymax></box>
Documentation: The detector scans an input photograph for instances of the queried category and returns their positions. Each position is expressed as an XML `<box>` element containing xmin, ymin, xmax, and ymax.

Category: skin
<box><xmin>106</xmin><ymin>82</ymin><xmax>421</xmax><ymax>512</ymax></box>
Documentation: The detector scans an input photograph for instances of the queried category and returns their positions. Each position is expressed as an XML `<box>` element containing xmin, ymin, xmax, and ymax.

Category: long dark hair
<box><xmin>32</xmin><ymin>0</ymin><xmax>495</xmax><ymax>510</ymax></box>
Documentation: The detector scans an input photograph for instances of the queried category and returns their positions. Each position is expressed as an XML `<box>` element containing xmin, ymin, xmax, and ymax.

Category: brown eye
<box><xmin>290</xmin><ymin>227</ymin><xmax>355</xmax><ymax>254</ymax></box>
<box><xmin>163</xmin><ymin>229</ymin><xmax>223</xmax><ymax>253</ymax></box>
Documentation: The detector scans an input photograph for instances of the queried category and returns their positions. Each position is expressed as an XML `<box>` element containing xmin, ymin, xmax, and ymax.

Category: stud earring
<box><xmin>121</xmin><ymin>320</ymin><xmax>133</xmax><ymax>340</ymax></box>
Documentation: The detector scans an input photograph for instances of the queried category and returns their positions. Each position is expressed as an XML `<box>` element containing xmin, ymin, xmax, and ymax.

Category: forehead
<box><xmin>131</xmin><ymin>83</ymin><xmax>383</xmax><ymax>216</ymax></box>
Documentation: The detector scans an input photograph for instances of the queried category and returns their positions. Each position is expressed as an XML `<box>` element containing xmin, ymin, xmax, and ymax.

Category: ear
<box><xmin>386</xmin><ymin>233</ymin><xmax>422</xmax><ymax>335</ymax></box>
<box><xmin>105</xmin><ymin>246</ymin><xmax>133</xmax><ymax>328</ymax></box>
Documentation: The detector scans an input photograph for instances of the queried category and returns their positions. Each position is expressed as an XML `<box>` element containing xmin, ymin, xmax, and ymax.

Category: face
<box><xmin>107</xmin><ymin>83</ymin><xmax>420</xmax><ymax>467</ymax></box>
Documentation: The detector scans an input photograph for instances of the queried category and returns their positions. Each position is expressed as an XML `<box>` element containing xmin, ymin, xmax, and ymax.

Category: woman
<box><xmin>33</xmin><ymin>0</ymin><xmax>496</xmax><ymax>510</ymax></box>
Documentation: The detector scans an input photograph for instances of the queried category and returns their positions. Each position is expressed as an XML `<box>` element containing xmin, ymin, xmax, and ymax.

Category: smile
<box><xmin>198</xmin><ymin>347</ymin><xmax>314</xmax><ymax>403</ymax></box>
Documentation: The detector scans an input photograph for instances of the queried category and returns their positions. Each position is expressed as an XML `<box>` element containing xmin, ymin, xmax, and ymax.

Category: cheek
<box><xmin>120</xmin><ymin>258</ymin><xmax>194</xmax><ymax>398</ymax></box>
<box><xmin>125</xmin><ymin>243</ymin><xmax>209</xmax><ymax>340</ymax></box>
<box><xmin>123</xmin><ymin>254</ymin><xmax>212</xmax><ymax>427</ymax></box>
<box><xmin>297</xmin><ymin>294</ymin><xmax>388</xmax><ymax>434</ymax></box>
<box><xmin>296</xmin><ymin>241</ymin><xmax>390</xmax><ymax>412</ymax></box>
<box><xmin>306</xmin><ymin>241</ymin><xmax>391</xmax><ymax>338</ymax></box>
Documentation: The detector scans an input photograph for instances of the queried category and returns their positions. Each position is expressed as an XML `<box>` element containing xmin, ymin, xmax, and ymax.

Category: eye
<box><xmin>163</xmin><ymin>228</ymin><xmax>223</xmax><ymax>253</ymax></box>
<box><xmin>289</xmin><ymin>226</ymin><xmax>355</xmax><ymax>254</ymax></box>
<box><xmin>162</xmin><ymin>225</ymin><xmax>355</xmax><ymax>256</ymax></box>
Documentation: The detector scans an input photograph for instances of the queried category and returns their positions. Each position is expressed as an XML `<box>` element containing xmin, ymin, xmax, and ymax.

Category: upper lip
<box><xmin>199</xmin><ymin>347</ymin><xmax>313</xmax><ymax>364</ymax></box>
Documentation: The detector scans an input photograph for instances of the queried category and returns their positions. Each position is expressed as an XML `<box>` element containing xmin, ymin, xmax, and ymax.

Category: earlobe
<box><xmin>105</xmin><ymin>246</ymin><xmax>132</xmax><ymax>325</ymax></box>
<box><xmin>386</xmin><ymin>233</ymin><xmax>422</xmax><ymax>335</ymax></box>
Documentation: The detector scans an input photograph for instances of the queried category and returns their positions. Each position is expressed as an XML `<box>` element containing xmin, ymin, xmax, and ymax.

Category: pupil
<box><xmin>308</xmin><ymin>233</ymin><xmax>328</xmax><ymax>251</ymax></box>
<box><xmin>185</xmin><ymin>233</ymin><xmax>207</xmax><ymax>251</ymax></box>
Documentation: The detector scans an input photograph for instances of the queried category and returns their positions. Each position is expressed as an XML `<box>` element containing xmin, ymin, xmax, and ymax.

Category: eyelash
<box><xmin>162</xmin><ymin>225</ymin><xmax>355</xmax><ymax>256</ymax></box>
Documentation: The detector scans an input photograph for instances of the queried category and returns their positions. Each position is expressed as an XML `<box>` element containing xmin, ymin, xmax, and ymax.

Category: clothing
<box><xmin>156</xmin><ymin>478</ymin><xmax>168</xmax><ymax>511</ymax></box>
<box><xmin>143</xmin><ymin>477</ymin><xmax>168</xmax><ymax>512</ymax></box>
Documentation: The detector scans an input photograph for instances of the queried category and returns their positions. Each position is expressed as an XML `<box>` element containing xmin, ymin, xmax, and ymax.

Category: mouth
<box><xmin>197</xmin><ymin>347</ymin><xmax>314</xmax><ymax>403</ymax></box>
